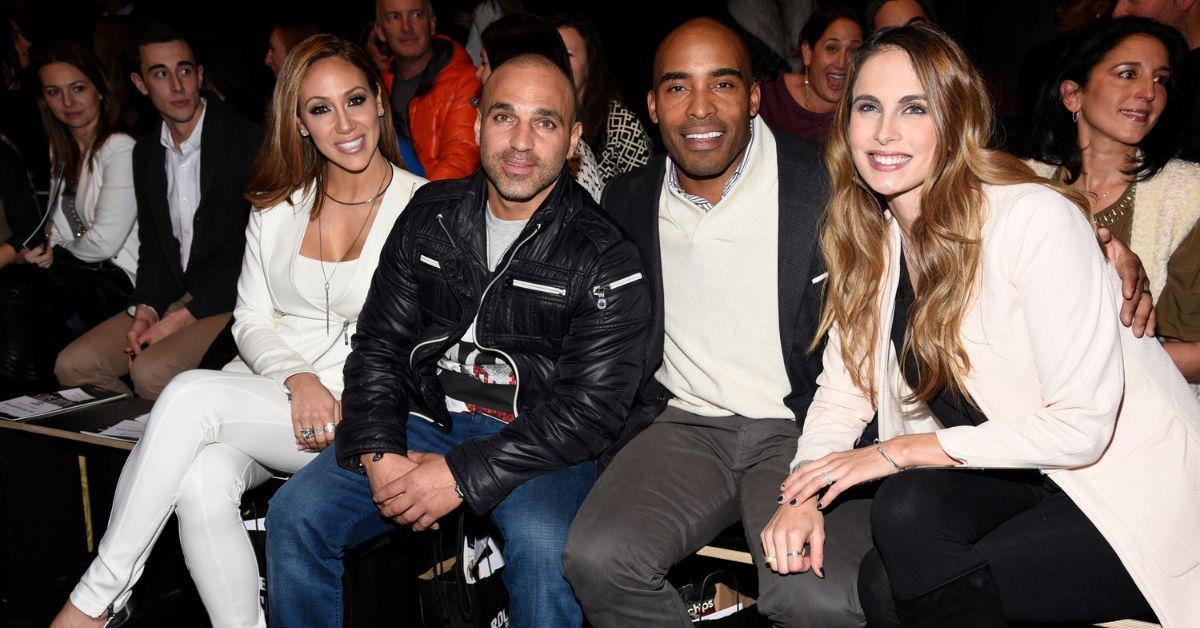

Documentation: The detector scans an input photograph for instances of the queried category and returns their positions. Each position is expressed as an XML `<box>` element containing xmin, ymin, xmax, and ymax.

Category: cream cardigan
<box><xmin>224</xmin><ymin>165</ymin><xmax>426</xmax><ymax>396</ymax></box>
<box><xmin>792</xmin><ymin>183</ymin><xmax>1200</xmax><ymax>627</ymax></box>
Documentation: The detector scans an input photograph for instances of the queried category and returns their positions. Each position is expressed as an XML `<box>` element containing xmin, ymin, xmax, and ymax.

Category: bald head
<box><xmin>653</xmin><ymin>18</ymin><xmax>752</xmax><ymax>88</ymax></box>
<box><xmin>483</xmin><ymin>54</ymin><xmax>578</xmax><ymax>122</ymax></box>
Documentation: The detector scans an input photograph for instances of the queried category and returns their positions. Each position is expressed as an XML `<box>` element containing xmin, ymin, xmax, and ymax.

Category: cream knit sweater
<box><xmin>654</xmin><ymin>117</ymin><xmax>794</xmax><ymax>418</ymax></box>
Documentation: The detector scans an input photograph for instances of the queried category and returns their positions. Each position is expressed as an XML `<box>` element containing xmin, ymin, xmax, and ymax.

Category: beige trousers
<box><xmin>54</xmin><ymin>298</ymin><xmax>231</xmax><ymax>399</ymax></box>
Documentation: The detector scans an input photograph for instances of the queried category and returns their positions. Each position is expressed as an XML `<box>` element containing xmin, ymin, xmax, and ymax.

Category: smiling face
<box><xmin>39</xmin><ymin>61</ymin><xmax>102</xmax><ymax>136</ymax></box>
<box><xmin>872</xmin><ymin>0</ymin><xmax>931</xmax><ymax>31</ymax></box>
<box><xmin>476</xmin><ymin>58</ymin><xmax>580</xmax><ymax>209</ymax></box>
<box><xmin>557</xmin><ymin>26</ymin><xmax>589</xmax><ymax>97</ymax></box>
<box><xmin>801</xmin><ymin>18</ymin><xmax>864</xmax><ymax>106</ymax></box>
<box><xmin>377</xmin><ymin>0</ymin><xmax>435</xmax><ymax>63</ymax></box>
<box><xmin>648</xmin><ymin>20</ymin><xmax>760</xmax><ymax>183</ymax></box>
<box><xmin>297</xmin><ymin>56</ymin><xmax>385</xmax><ymax>175</ymax></box>
<box><xmin>848</xmin><ymin>48</ymin><xmax>939</xmax><ymax>210</ymax></box>
<box><xmin>131</xmin><ymin>40</ymin><xmax>203</xmax><ymax>125</ymax></box>
<box><xmin>1066</xmin><ymin>34</ymin><xmax>1170</xmax><ymax>148</ymax></box>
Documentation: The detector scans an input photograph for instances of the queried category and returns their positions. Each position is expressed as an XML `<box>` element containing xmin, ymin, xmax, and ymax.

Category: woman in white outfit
<box><xmin>51</xmin><ymin>35</ymin><xmax>426</xmax><ymax>628</ymax></box>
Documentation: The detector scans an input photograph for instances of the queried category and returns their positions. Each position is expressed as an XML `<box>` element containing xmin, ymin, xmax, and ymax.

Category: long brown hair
<box><xmin>815</xmin><ymin>24</ymin><xmax>1085</xmax><ymax>403</ymax></box>
<box><xmin>246</xmin><ymin>34</ymin><xmax>403</xmax><ymax>216</ymax></box>
<box><xmin>32</xmin><ymin>42</ymin><xmax>123</xmax><ymax>192</ymax></box>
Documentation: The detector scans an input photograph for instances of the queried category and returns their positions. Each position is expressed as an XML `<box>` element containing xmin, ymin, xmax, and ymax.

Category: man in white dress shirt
<box><xmin>55</xmin><ymin>21</ymin><xmax>262</xmax><ymax>399</ymax></box>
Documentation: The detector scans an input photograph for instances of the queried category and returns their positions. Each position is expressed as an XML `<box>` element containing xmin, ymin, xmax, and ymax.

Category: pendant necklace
<box><xmin>317</xmin><ymin>167</ymin><xmax>392</xmax><ymax>334</ymax></box>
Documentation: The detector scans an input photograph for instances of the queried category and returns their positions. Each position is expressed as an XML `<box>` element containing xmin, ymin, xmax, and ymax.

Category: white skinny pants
<box><xmin>69</xmin><ymin>369</ymin><xmax>318</xmax><ymax>627</ymax></box>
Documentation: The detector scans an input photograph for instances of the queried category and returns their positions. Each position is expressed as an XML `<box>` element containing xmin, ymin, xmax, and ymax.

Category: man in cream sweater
<box><xmin>563</xmin><ymin>17</ymin><xmax>1159</xmax><ymax>628</ymax></box>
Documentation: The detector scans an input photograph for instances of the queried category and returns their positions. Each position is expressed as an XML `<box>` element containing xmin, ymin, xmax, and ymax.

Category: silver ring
<box><xmin>300</xmin><ymin>428</ymin><xmax>315</xmax><ymax>440</ymax></box>
<box><xmin>325</xmin><ymin>422</ymin><xmax>336</xmax><ymax>433</ymax></box>
<box><xmin>822</xmin><ymin>471</ymin><xmax>834</xmax><ymax>487</ymax></box>
<box><xmin>314</xmin><ymin>426</ymin><xmax>325</xmax><ymax>435</ymax></box>
<box><xmin>786</xmin><ymin>550</ymin><xmax>804</xmax><ymax>558</ymax></box>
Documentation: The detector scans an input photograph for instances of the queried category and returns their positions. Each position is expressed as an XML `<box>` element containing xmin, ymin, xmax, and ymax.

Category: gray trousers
<box><xmin>563</xmin><ymin>406</ymin><xmax>872</xmax><ymax>627</ymax></box>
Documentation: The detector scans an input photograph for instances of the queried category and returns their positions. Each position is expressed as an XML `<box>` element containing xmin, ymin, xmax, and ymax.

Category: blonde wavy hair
<box><xmin>814</xmin><ymin>24</ymin><xmax>1085</xmax><ymax>403</ymax></box>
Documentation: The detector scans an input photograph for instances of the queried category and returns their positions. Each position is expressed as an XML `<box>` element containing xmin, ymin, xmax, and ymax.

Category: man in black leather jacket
<box><xmin>266</xmin><ymin>53</ymin><xmax>650</xmax><ymax>628</ymax></box>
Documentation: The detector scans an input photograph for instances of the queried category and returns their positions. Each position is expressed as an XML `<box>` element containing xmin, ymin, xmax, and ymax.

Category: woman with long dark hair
<box><xmin>0</xmin><ymin>42</ymin><xmax>136</xmax><ymax>388</ymax></box>
<box><xmin>757</xmin><ymin>6</ymin><xmax>864</xmax><ymax>143</ymax></box>
<box><xmin>1028</xmin><ymin>17</ymin><xmax>1200</xmax><ymax>396</ymax></box>
<box><xmin>50</xmin><ymin>35</ymin><xmax>424</xmax><ymax>628</ymax></box>
<box><xmin>552</xmin><ymin>13</ymin><xmax>653</xmax><ymax>183</ymax></box>
<box><xmin>761</xmin><ymin>24</ymin><xmax>1199</xmax><ymax>627</ymax></box>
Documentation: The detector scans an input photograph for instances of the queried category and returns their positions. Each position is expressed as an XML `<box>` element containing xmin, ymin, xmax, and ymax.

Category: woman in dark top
<box><xmin>758</xmin><ymin>6</ymin><xmax>864</xmax><ymax>143</ymax></box>
<box><xmin>552</xmin><ymin>13</ymin><xmax>653</xmax><ymax>183</ymax></box>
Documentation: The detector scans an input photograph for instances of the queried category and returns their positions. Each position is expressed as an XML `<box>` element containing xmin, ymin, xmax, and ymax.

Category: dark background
<box><xmin>0</xmin><ymin>0</ymin><xmax>1060</xmax><ymax>147</ymax></box>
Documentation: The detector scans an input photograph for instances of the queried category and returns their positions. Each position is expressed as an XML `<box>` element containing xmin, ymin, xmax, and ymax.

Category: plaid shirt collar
<box><xmin>666</xmin><ymin>120</ymin><xmax>756</xmax><ymax>212</ymax></box>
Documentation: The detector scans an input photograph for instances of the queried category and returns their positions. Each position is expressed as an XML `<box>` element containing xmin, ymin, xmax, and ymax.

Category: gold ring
<box><xmin>764</xmin><ymin>554</ymin><xmax>776</xmax><ymax>563</ymax></box>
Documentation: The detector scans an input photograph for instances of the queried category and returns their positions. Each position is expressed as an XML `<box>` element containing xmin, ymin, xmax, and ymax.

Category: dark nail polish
<box><xmin>817</xmin><ymin>567</ymin><xmax>826</xmax><ymax>577</ymax></box>
<box><xmin>776</xmin><ymin>494</ymin><xmax>783</xmax><ymax>503</ymax></box>
<box><xmin>789</xmin><ymin>498</ymin><xmax>798</xmax><ymax>506</ymax></box>
<box><xmin>817</xmin><ymin>502</ymin><xmax>824</xmax><ymax>510</ymax></box>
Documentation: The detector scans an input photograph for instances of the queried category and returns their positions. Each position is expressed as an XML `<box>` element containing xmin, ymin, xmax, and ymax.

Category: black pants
<box><xmin>858</xmin><ymin>469</ymin><xmax>1155</xmax><ymax>626</ymax></box>
<box><xmin>0</xmin><ymin>250</ymin><xmax>131</xmax><ymax>388</ymax></box>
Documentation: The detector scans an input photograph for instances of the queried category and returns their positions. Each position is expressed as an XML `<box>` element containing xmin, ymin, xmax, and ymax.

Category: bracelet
<box><xmin>876</xmin><ymin>446</ymin><xmax>904</xmax><ymax>471</ymax></box>
<box><xmin>789</xmin><ymin>459</ymin><xmax>813</xmax><ymax>475</ymax></box>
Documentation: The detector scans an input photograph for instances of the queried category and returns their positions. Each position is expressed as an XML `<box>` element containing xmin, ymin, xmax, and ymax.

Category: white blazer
<box><xmin>47</xmin><ymin>133</ymin><xmax>140</xmax><ymax>282</ymax></box>
<box><xmin>225</xmin><ymin>165</ymin><xmax>426</xmax><ymax>396</ymax></box>
<box><xmin>793</xmin><ymin>183</ymin><xmax>1200</xmax><ymax>627</ymax></box>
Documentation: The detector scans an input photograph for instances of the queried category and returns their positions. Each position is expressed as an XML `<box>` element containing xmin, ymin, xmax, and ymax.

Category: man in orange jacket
<box><xmin>378</xmin><ymin>0</ymin><xmax>482</xmax><ymax>180</ymax></box>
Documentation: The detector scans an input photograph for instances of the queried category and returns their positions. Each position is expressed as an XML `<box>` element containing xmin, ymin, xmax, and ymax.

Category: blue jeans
<box><xmin>265</xmin><ymin>413</ymin><xmax>597</xmax><ymax>628</ymax></box>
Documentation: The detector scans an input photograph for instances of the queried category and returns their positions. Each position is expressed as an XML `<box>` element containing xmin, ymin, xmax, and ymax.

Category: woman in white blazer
<box><xmin>761</xmin><ymin>25</ymin><xmax>1200</xmax><ymax>627</ymax></box>
<box><xmin>52</xmin><ymin>36</ymin><xmax>425</xmax><ymax>628</ymax></box>
<box><xmin>0</xmin><ymin>43</ymin><xmax>137</xmax><ymax>385</ymax></box>
<box><xmin>1026</xmin><ymin>17</ymin><xmax>1200</xmax><ymax>399</ymax></box>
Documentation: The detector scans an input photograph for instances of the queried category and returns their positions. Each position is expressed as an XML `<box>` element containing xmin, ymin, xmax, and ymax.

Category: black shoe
<box><xmin>894</xmin><ymin>565</ymin><xmax>1007</xmax><ymax>628</ymax></box>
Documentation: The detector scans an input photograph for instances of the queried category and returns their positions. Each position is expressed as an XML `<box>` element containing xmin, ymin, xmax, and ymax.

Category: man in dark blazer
<box><xmin>55</xmin><ymin>22</ymin><xmax>261</xmax><ymax>399</ymax></box>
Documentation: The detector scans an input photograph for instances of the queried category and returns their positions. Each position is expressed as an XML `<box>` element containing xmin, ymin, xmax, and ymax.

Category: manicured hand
<box><xmin>760</xmin><ymin>498</ymin><xmax>825</xmax><ymax>577</ymax></box>
<box><xmin>285</xmin><ymin>373</ymin><xmax>340</xmax><ymax>451</ymax></box>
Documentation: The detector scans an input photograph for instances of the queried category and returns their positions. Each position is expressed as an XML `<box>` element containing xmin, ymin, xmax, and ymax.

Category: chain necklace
<box><xmin>317</xmin><ymin>167</ymin><xmax>392</xmax><ymax>334</ymax></box>
<box><xmin>1091</xmin><ymin>181</ymin><xmax>1137</xmax><ymax>230</ymax></box>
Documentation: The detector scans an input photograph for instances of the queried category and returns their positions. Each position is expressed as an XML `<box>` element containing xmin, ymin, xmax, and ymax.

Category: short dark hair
<box><xmin>481</xmin><ymin>14</ymin><xmax>578</xmax><ymax>117</ymax></box>
<box><xmin>129</xmin><ymin>19</ymin><xmax>194</xmax><ymax>74</ymax></box>
<box><xmin>864</xmin><ymin>0</ymin><xmax>935</xmax><ymax>31</ymax></box>
<box><xmin>1029</xmin><ymin>16</ymin><xmax>1191</xmax><ymax>183</ymax></box>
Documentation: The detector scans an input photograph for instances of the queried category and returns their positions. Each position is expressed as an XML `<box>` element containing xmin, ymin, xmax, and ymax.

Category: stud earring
<box><xmin>300</xmin><ymin>129</ymin><xmax>309</xmax><ymax>137</ymax></box>
<box><xmin>377</xmin><ymin>109</ymin><xmax>384</xmax><ymax>117</ymax></box>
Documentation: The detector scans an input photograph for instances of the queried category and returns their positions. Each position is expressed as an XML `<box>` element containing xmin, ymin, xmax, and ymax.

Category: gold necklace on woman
<box><xmin>317</xmin><ymin>167</ymin><xmax>392</xmax><ymax>334</ymax></box>
<box><xmin>1091</xmin><ymin>181</ymin><xmax>1137</xmax><ymax>230</ymax></box>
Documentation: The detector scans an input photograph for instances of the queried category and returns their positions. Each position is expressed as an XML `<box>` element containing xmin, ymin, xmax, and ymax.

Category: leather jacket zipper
<box><xmin>472</xmin><ymin>224</ymin><xmax>543</xmax><ymax>419</ymax></box>
<box><xmin>590</xmin><ymin>272</ymin><xmax>643</xmax><ymax>310</ymax></box>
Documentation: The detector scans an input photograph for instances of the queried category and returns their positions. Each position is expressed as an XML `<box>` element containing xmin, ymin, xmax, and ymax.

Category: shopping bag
<box><xmin>678</xmin><ymin>570</ymin><xmax>758</xmax><ymax>626</ymax></box>
<box><xmin>417</xmin><ymin>513</ymin><xmax>509</xmax><ymax>628</ymax></box>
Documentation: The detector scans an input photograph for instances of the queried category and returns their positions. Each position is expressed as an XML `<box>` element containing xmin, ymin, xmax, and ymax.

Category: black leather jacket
<box><xmin>337</xmin><ymin>169</ymin><xmax>651</xmax><ymax>513</ymax></box>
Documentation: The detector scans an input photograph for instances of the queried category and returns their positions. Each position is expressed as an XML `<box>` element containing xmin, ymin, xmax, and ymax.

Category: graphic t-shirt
<box><xmin>435</xmin><ymin>206</ymin><xmax>528</xmax><ymax>422</ymax></box>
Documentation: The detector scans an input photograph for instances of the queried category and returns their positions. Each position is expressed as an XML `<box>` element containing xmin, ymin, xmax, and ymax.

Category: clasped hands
<box><xmin>365</xmin><ymin>452</ymin><xmax>463</xmax><ymax>532</ymax></box>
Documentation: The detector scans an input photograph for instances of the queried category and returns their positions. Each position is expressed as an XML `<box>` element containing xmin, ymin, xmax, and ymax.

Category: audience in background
<box><xmin>758</xmin><ymin>6</ymin><xmax>864</xmax><ymax>143</ymax></box>
<box><xmin>0</xmin><ymin>16</ymin><xmax>48</xmax><ymax>190</ymax></box>
<box><xmin>377</xmin><ymin>0</ymin><xmax>481</xmax><ymax>180</ymax></box>
<box><xmin>724</xmin><ymin>0</ymin><xmax>815</xmax><ymax>78</ymax></box>
<box><xmin>1115</xmin><ymin>0</ymin><xmax>1200</xmax><ymax>162</ymax></box>
<box><xmin>0</xmin><ymin>135</ymin><xmax>36</xmax><ymax>271</ymax></box>
<box><xmin>54</xmin><ymin>22</ymin><xmax>261</xmax><ymax>400</ymax></box>
<box><xmin>361</xmin><ymin>21</ymin><xmax>392</xmax><ymax>74</ymax></box>
<box><xmin>465</xmin><ymin>0</ymin><xmax>523</xmax><ymax>65</ymax></box>
<box><xmin>49</xmin><ymin>35</ymin><xmax>425</xmax><ymax>628</ymax></box>
<box><xmin>477</xmin><ymin>13</ymin><xmax>603</xmax><ymax>200</ymax></box>
<box><xmin>264</xmin><ymin>19</ymin><xmax>321</xmax><ymax>77</ymax></box>
<box><xmin>865</xmin><ymin>0</ymin><xmax>933</xmax><ymax>32</ymax></box>
<box><xmin>1029</xmin><ymin>17</ymin><xmax>1200</xmax><ymax>395</ymax></box>
<box><xmin>552</xmin><ymin>13</ymin><xmax>653</xmax><ymax>183</ymax></box>
<box><xmin>0</xmin><ymin>43</ymin><xmax>136</xmax><ymax>391</ymax></box>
